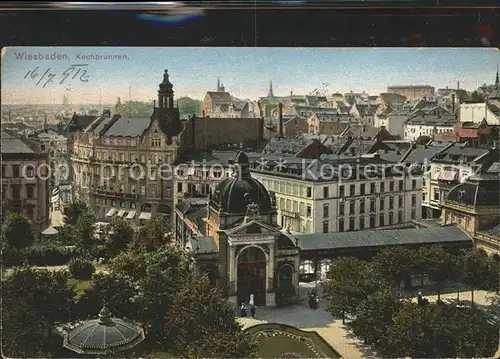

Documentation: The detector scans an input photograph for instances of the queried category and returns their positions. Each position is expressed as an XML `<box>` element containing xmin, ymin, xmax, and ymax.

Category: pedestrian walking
<box><xmin>250</xmin><ymin>304</ymin><xmax>256</xmax><ymax>318</ymax></box>
<box><xmin>240</xmin><ymin>303</ymin><xmax>247</xmax><ymax>317</ymax></box>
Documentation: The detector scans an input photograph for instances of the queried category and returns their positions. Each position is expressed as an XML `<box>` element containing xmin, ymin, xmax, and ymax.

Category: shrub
<box><xmin>2</xmin><ymin>245</ymin><xmax>23</xmax><ymax>267</ymax></box>
<box><xmin>21</xmin><ymin>245</ymin><xmax>77</xmax><ymax>266</ymax></box>
<box><xmin>68</xmin><ymin>258</ymin><xmax>95</xmax><ymax>280</ymax></box>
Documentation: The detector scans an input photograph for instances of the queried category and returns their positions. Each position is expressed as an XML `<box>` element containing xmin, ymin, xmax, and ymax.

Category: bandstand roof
<box><xmin>63</xmin><ymin>306</ymin><xmax>145</xmax><ymax>355</ymax></box>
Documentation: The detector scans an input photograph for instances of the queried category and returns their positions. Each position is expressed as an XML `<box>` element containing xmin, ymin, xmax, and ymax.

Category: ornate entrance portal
<box><xmin>237</xmin><ymin>246</ymin><xmax>267</xmax><ymax>306</ymax></box>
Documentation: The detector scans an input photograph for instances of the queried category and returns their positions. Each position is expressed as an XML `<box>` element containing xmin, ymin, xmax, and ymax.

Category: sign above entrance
<box><xmin>229</xmin><ymin>235</ymin><xmax>275</xmax><ymax>244</ymax></box>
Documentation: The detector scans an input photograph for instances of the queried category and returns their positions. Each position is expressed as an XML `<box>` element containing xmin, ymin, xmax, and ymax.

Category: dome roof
<box><xmin>211</xmin><ymin>151</ymin><xmax>273</xmax><ymax>214</ymax></box>
<box><xmin>63</xmin><ymin>306</ymin><xmax>145</xmax><ymax>355</ymax></box>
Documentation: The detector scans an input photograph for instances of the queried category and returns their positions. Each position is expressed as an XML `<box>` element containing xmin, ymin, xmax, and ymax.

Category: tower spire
<box><xmin>495</xmin><ymin>62</ymin><xmax>499</xmax><ymax>86</ymax></box>
<box><xmin>268</xmin><ymin>80</ymin><xmax>274</xmax><ymax>98</ymax></box>
<box><xmin>217</xmin><ymin>77</ymin><xmax>221</xmax><ymax>92</ymax></box>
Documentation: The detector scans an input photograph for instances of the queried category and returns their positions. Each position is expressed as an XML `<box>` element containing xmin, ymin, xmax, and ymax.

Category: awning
<box><xmin>438</xmin><ymin>170</ymin><xmax>458</xmax><ymax>181</ymax></box>
<box><xmin>106</xmin><ymin>208</ymin><xmax>117</xmax><ymax>217</ymax></box>
<box><xmin>126</xmin><ymin>211</ymin><xmax>136</xmax><ymax>219</ymax></box>
<box><xmin>117</xmin><ymin>209</ymin><xmax>126</xmax><ymax>218</ymax></box>
<box><xmin>138</xmin><ymin>212</ymin><xmax>152</xmax><ymax>220</ymax></box>
<box><xmin>51</xmin><ymin>195</ymin><xmax>60</xmax><ymax>203</ymax></box>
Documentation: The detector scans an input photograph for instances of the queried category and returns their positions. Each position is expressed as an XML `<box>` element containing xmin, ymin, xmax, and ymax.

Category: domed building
<box><xmin>181</xmin><ymin>151</ymin><xmax>300</xmax><ymax>307</ymax></box>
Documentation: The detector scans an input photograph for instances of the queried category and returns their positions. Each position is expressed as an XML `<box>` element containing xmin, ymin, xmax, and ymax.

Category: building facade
<box><xmin>174</xmin><ymin>151</ymin><xmax>472</xmax><ymax>307</ymax></box>
<box><xmin>423</xmin><ymin>145</ymin><xmax>498</xmax><ymax>219</ymax></box>
<box><xmin>177</xmin><ymin>152</ymin><xmax>301</xmax><ymax>307</ymax></box>
<box><xmin>71</xmin><ymin>70</ymin><xmax>184</xmax><ymax>222</ymax></box>
<box><xmin>1</xmin><ymin>129</ymin><xmax>50</xmax><ymax>231</ymax></box>
<box><xmin>251</xmin><ymin>156</ymin><xmax>423</xmax><ymax>234</ymax></box>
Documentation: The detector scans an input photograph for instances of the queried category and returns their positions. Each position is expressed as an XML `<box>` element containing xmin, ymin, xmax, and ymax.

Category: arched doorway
<box><xmin>237</xmin><ymin>246</ymin><xmax>267</xmax><ymax>306</ymax></box>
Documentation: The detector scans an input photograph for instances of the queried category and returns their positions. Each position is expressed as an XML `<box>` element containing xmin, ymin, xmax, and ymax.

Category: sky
<box><xmin>1</xmin><ymin>47</ymin><xmax>499</xmax><ymax>105</ymax></box>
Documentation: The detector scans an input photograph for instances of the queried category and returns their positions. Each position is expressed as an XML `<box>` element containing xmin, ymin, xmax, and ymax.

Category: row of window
<box><xmin>260</xmin><ymin>177</ymin><xmax>418</xmax><ymax>199</ymax></box>
<box><xmin>177</xmin><ymin>182</ymin><xmax>212</xmax><ymax>195</ymax></box>
<box><xmin>337</xmin><ymin>179</ymin><xmax>418</xmax><ymax>198</ymax></box>
<box><xmin>92</xmin><ymin>183</ymin><xmax>169</xmax><ymax>198</ymax></box>
<box><xmin>1</xmin><ymin>164</ymin><xmax>41</xmax><ymax>178</ymax></box>
<box><xmin>89</xmin><ymin>152</ymin><xmax>172</xmax><ymax>164</ymax></box>
<box><xmin>336</xmin><ymin>194</ymin><xmax>418</xmax><ymax>217</ymax></box>
<box><xmin>103</xmin><ymin>138</ymin><xmax>137</xmax><ymax>146</ymax></box>
<box><xmin>95</xmin><ymin>197</ymin><xmax>137</xmax><ymax>209</ymax></box>
<box><xmin>278</xmin><ymin>194</ymin><xmax>418</xmax><ymax>219</ymax></box>
<box><xmin>323</xmin><ymin>210</ymin><xmax>417</xmax><ymax>233</ymax></box>
<box><xmin>2</xmin><ymin>184</ymin><xmax>36</xmax><ymax>200</ymax></box>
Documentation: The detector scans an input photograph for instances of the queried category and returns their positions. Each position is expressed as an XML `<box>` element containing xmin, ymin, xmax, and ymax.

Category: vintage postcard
<box><xmin>2</xmin><ymin>46</ymin><xmax>500</xmax><ymax>359</ymax></box>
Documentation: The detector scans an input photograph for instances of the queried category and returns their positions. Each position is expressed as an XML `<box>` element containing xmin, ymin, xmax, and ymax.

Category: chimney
<box><xmin>451</xmin><ymin>93</ymin><xmax>455</xmax><ymax>114</ymax></box>
<box><xmin>457</xmin><ymin>81</ymin><xmax>460</xmax><ymax>90</ymax></box>
<box><xmin>279</xmin><ymin>103</ymin><xmax>283</xmax><ymax>137</ymax></box>
<box><xmin>290</xmin><ymin>91</ymin><xmax>293</xmax><ymax>101</ymax></box>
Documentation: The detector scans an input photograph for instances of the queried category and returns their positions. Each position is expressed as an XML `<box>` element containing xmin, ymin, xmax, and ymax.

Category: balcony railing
<box><xmin>474</xmin><ymin>232</ymin><xmax>500</xmax><ymax>250</ymax></box>
<box><xmin>280</xmin><ymin>209</ymin><xmax>301</xmax><ymax>218</ymax></box>
<box><xmin>92</xmin><ymin>188</ymin><xmax>139</xmax><ymax>199</ymax></box>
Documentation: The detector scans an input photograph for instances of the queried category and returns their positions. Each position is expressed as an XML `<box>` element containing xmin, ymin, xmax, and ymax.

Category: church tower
<box><xmin>217</xmin><ymin>77</ymin><xmax>225</xmax><ymax>92</ymax></box>
<box><xmin>153</xmin><ymin>69</ymin><xmax>182</xmax><ymax>137</ymax></box>
<box><xmin>268</xmin><ymin>80</ymin><xmax>274</xmax><ymax>98</ymax></box>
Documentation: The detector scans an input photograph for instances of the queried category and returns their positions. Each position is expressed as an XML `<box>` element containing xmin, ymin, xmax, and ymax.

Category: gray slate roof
<box><xmin>401</xmin><ymin>143</ymin><xmax>452</xmax><ymax>164</ymax></box>
<box><xmin>1</xmin><ymin>129</ymin><xmax>42</xmax><ymax>154</ymax></box>
<box><xmin>296</xmin><ymin>226</ymin><xmax>471</xmax><ymax>251</ymax></box>
<box><xmin>104</xmin><ymin>117</ymin><xmax>152</xmax><ymax>137</ymax></box>
<box><xmin>188</xmin><ymin>236</ymin><xmax>218</xmax><ymax>254</ymax></box>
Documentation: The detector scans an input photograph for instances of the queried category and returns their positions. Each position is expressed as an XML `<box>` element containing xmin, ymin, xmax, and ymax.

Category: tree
<box><xmin>115</xmin><ymin>100</ymin><xmax>154</xmax><ymax>118</ymax></box>
<box><xmin>418</xmin><ymin>245</ymin><xmax>453</xmax><ymax>301</ymax></box>
<box><xmin>384</xmin><ymin>303</ymin><xmax>457</xmax><ymax>358</ymax></box>
<box><xmin>323</xmin><ymin>257</ymin><xmax>386</xmax><ymax>323</ymax></box>
<box><xmin>2</xmin><ymin>212</ymin><xmax>34</xmax><ymax>249</ymax></box>
<box><xmin>385</xmin><ymin>302</ymin><xmax>498</xmax><ymax>358</ymax></box>
<box><xmin>177</xmin><ymin>96</ymin><xmax>203</xmax><ymax>119</ymax></box>
<box><xmin>372</xmin><ymin>247</ymin><xmax>416</xmax><ymax>289</ymax></box>
<box><xmin>76</xmin><ymin>272</ymin><xmax>139</xmax><ymax>320</ymax></box>
<box><xmin>469</xmin><ymin>91</ymin><xmax>486</xmax><ymax>103</ymax></box>
<box><xmin>165</xmin><ymin>276</ymin><xmax>258</xmax><ymax>358</ymax></box>
<box><xmin>63</xmin><ymin>199</ymin><xmax>93</xmax><ymax>226</ymax></box>
<box><xmin>348</xmin><ymin>287</ymin><xmax>403</xmax><ymax>347</ymax></box>
<box><xmin>129</xmin><ymin>215</ymin><xmax>173</xmax><ymax>253</ymax></box>
<box><xmin>56</xmin><ymin>223</ymin><xmax>80</xmax><ymax>245</ymax></box>
<box><xmin>110</xmin><ymin>244</ymin><xmax>194</xmax><ymax>342</ymax></box>
<box><xmin>68</xmin><ymin>257</ymin><xmax>95</xmax><ymax>279</ymax></box>
<box><xmin>458</xmin><ymin>249</ymin><xmax>492</xmax><ymax>307</ymax></box>
<box><xmin>75</xmin><ymin>209</ymin><xmax>97</xmax><ymax>254</ymax></box>
<box><xmin>3</xmin><ymin>266</ymin><xmax>76</xmax><ymax>357</ymax></box>
<box><xmin>105</xmin><ymin>217</ymin><xmax>135</xmax><ymax>258</ymax></box>
<box><xmin>453</xmin><ymin>306</ymin><xmax>499</xmax><ymax>358</ymax></box>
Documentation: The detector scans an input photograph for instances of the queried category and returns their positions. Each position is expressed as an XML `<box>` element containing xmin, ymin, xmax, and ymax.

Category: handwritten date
<box><xmin>24</xmin><ymin>64</ymin><xmax>90</xmax><ymax>88</ymax></box>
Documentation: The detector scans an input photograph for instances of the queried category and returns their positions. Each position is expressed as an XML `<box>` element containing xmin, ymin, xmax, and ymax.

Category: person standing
<box><xmin>250</xmin><ymin>304</ymin><xmax>256</xmax><ymax>318</ymax></box>
<box><xmin>240</xmin><ymin>303</ymin><xmax>247</xmax><ymax>317</ymax></box>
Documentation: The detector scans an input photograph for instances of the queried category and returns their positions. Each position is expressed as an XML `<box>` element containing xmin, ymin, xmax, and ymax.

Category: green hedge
<box><xmin>3</xmin><ymin>245</ymin><xmax>79</xmax><ymax>267</ymax></box>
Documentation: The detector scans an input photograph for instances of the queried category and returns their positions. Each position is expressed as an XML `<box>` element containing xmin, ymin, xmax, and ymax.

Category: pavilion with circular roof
<box><xmin>63</xmin><ymin>306</ymin><xmax>145</xmax><ymax>356</ymax></box>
